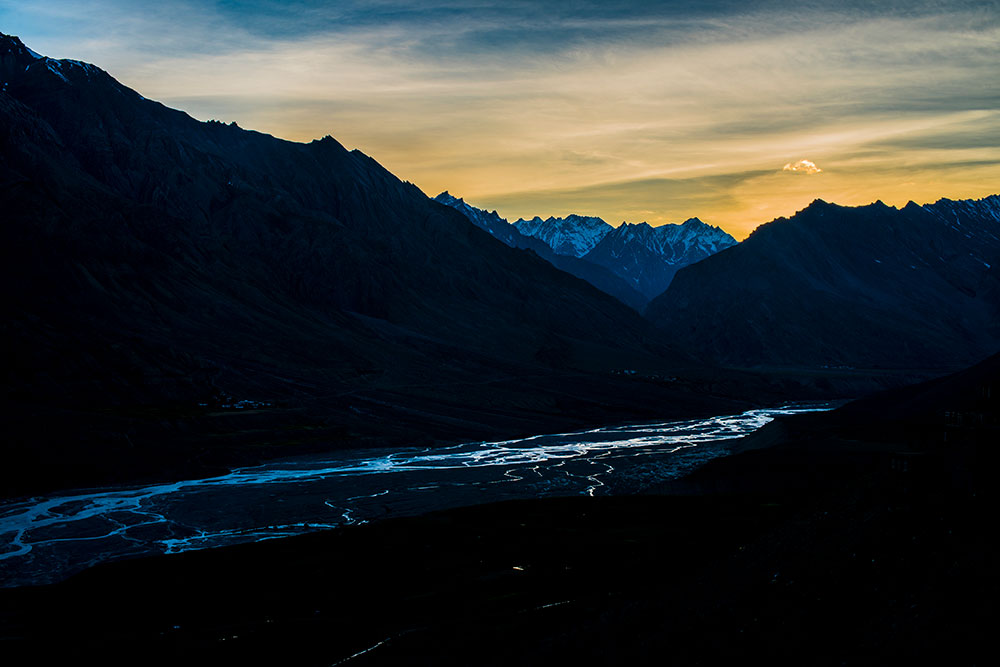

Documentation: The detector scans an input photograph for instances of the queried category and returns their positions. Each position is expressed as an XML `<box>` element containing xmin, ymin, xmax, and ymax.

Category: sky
<box><xmin>2</xmin><ymin>0</ymin><xmax>998</xmax><ymax>238</ymax></box>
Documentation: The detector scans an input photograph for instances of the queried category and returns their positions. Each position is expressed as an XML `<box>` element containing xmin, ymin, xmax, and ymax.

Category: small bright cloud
<box><xmin>782</xmin><ymin>159</ymin><xmax>823</xmax><ymax>174</ymax></box>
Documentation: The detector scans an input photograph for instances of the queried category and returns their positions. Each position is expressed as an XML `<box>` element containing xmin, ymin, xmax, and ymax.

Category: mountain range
<box><xmin>2</xmin><ymin>31</ymin><xmax>999</xmax><ymax>498</ymax></box>
<box><xmin>437</xmin><ymin>194</ymin><xmax>737</xmax><ymax>304</ymax></box>
<box><xmin>443</xmin><ymin>187</ymin><xmax>1000</xmax><ymax>373</ymax></box>
<box><xmin>585</xmin><ymin>218</ymin><xmax>737</xmax><ymax>300</ymax></box>
<box><xmin>432</xmin><ymin>193</ymin><xmax>646</xmax><ymax>309</ymax></box>
<box><xmin>0</xmin><ymin>33</ymin><xmax>764</xmax><ymax>496</ymax></box>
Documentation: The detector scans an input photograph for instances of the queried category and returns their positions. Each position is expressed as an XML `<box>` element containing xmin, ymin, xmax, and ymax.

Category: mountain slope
<box><xmin>645</xmin><ymin>198</ymin><xmax>1000</xmax><ymax>369</ymax></box>
<box><xmin>433</xmin><ymin>192</ymin><xmax>646</xmax><ymax>310</ymax></box>
<box><xmin>584</xmin><ymin>218</ymin><xmax>737</xmax><ymax>299</ymax></box>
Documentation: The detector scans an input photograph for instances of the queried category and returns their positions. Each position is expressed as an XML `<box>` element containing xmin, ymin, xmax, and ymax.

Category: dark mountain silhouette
<box><xmin>646</xmin><ymin>197</ymin><xmax>1000</xmax><ymax>369</ymax></box>
<box><xmin>434</xmin><ymin>192</ymin><xmax>646</xmax><ymax>309</ymax></box>
<box><xmin>0</xmin><ymin>34</ymin><xmax>769</xmax><ymax>496</ymax></box>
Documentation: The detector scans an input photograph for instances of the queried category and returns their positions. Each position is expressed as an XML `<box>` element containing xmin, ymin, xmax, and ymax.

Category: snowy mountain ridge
<box><xmin>582</xmin><ymin>219</ymin><xmax>738</xmax><ymax>299</ymax></box>
<box><xmin>513</xmin><ymin>215</ymin><xmax>613</xmax><ymax>258</ymax></box>
<box><xmin>600</xmin><ymin>218</ymin><xmax>736</xmax><ymax>262</ymax></box>
<box><xmin>434</xmin><ymin>191</ymin><xmax>738</xmax><ymax>303</ymax></box>
<box><xmin>432</xmin><ymin>192</ymin><xmax>648</xmax><ymax>310</ymax></box>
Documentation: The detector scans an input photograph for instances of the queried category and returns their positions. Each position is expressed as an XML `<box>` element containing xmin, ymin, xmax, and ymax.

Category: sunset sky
<box><xmin>3</xmin><ymin>0</ymin><xmax>997</xmax><ymax>238</ymax></box>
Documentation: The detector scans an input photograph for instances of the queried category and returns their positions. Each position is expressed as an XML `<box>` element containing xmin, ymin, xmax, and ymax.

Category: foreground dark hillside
<box><xmin>1</xmin><ymin>356</ymin><xmax>992</xmax><ymax>665</ymax></box>
<box><xmin>0</xmin><ymin>34</ymin><xmax>791</xmax><ymax>496</ymax></box>
<box><xmin>647</xmin><ymin>197</ymin><xmax>1000</xmax><ymax>370</ymax></box>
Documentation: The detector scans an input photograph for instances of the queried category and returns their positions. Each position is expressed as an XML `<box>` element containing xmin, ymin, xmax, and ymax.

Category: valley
<box><xmin>0</xmin><ymin>23</ymin><xmax>997</xmax><ymax>666</ymax></box>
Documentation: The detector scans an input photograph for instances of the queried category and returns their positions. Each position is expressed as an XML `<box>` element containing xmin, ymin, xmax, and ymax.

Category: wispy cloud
<box><xmin>2</xmin><ymin>0</ymin><xmax>998</xmax><ymax>238</ymax></box>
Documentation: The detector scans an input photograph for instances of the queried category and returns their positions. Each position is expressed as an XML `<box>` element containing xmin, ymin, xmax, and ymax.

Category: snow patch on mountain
<box><xmin>44</xmin><ymin>60</ymin><xmax>70</xmax><ymax>83</ymax></box>
<box><xmin>921</xmin><ymin>194</ymin><xmax>1000</xmax><ymax>265</ymax></box>
<box><xmin>923</xmin><ymin>195</ymin><xmax>1000</xmax><ymax>228</ymax></box>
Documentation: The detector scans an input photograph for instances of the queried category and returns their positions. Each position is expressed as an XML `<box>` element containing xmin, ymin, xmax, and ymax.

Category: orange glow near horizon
<box><xmin>5</xmin><ymin>1</ymin><xmax>998</xmax><ymax>240</ymax></box>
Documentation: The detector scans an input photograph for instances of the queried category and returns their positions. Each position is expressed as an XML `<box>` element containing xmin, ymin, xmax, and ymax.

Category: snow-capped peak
<box><xmin>577</xmin><ymin>217</ymin><xmax>738</xmax><ymax>298</ymax></box>
<box><xmin>513</xmin><ymin>214</ymin><xmax>613</xmax><ymax>257</ymax></box>
<box><xmin>2</xmin><ymin>34</ymin><xmax>116</xmax><ymax>90</ymax></box>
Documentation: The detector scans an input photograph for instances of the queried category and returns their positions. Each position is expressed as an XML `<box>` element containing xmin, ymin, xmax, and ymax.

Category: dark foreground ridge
<box><xmin>2</xmin><ymin>353</ymin><xmax>994</xmax><ymax>665</ymax></box>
